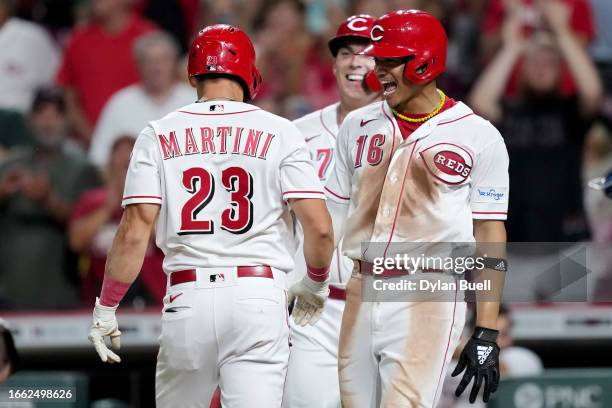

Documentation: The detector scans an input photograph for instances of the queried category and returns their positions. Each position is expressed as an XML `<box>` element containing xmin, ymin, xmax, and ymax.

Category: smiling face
<box><xmin>373</xmin><ymin>56</ymin><xmax>424</xmax><ymax>111</ymax></box>
<box><xmin>334</xmin><ymin>42</ymin><xmax>376</xmax><ymax>106</ymax></box>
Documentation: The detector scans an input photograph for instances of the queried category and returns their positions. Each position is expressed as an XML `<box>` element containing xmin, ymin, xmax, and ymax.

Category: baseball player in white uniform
<box><xmin>324</xmin><ymin>11</ymin><xmax>509</xmax><ymax>407</ymax></box>
<box><xmin>87</xmin><ymin>25</ymin><xmax>335</xmax><ymax>408</ymax></box>
<box><xmin>284</xmin><ymin>15</ymin><xmax>380</xmax><ymax>408</ymax></box>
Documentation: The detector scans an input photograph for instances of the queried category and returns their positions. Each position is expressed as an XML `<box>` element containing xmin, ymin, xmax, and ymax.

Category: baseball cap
<box><xmin>328</xmin><ymin>14</ymin><xmax>376</xmax><ymax>57</ymax></box>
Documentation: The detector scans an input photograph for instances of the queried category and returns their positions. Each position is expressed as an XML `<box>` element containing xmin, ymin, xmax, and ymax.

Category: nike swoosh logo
<box><xmin>360</xmin><ymin>118</ymin><xmax>377</xmax><ymax>127</ymax></box>
<box><xmin>305</xmin><ymin>134</ymin><xmax>321</xmax><ymax>142</ymax></box>
<box><xmin>169</xmin><ymin>293</ymin><xmax>183</xmax><ymax>303</ymax></box>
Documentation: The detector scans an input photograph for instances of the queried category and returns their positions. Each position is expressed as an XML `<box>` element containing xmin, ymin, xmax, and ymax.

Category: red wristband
<box><xmin>99</xmin><ymin>276</ymin><xmax>131</xmax><ymax>307</ymax></box>
<box><xmin>307</xmin><ymin>264</ymin><xmax>330</xmax><ymax>282</ymax></box>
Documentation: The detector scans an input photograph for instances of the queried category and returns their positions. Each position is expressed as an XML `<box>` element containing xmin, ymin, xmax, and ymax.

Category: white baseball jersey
<box><xmin>122</xmin><ymin>100</ymin><xmax>324</xmax><ymax>274</ymax></box>
<box><xmin>325</xmin><ymin>100</ymin><xmax>509</xmax><ymax>261</ymax></box>
<box><xmin>329</xmin><ymin>100</ymin><xmax>508</xmax><ymax>408</ymax></box>
<box><xmin>292</xmin><ymin>103</ymin><xmax>354</xmax><ymax>286</ymax></box>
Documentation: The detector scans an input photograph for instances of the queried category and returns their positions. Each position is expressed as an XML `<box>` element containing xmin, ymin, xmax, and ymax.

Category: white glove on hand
<box><xmin>88</xmin><ymin>297</ymin><xmax>122</xmax><ymax>363</ymax></box>
<box><xmin>288</xmin><ymin>276</ymin><xmax>329</xmax><ymax>326</ymax></box>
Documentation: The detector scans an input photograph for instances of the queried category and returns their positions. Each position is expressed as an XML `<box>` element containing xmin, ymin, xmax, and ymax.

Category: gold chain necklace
<box><xmin>392</xmin><ymin>90</ymin><xmax>446</xmax><ymax>123</ymax></box>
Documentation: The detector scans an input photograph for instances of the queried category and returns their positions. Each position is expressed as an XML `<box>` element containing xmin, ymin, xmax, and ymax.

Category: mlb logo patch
<box><xmin>209</xmin><ymin>104</ymin><xmax>224</xmax><ymax>112</ymax></box>
<box><xmin>206</xmin><ymin>55</ymin><xmax>218</xmax><ymax>71</ymax></box>
<box><xmin>209</xmin><ymin>273</ymin><xmax>225</xmax><ymax>283</ymax></box>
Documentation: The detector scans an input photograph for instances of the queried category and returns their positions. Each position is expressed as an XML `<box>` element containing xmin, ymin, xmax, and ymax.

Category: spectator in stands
<box><xmin>0</xmin><ymin>319</ymin><xmax>19</xmax><ymax>383</ymax></box>
<box><xmin>254</xmin><ymin>0</ymin><xmax>314</xmax><ymax>116</ymax></box>
<box><xmin>69</xmin><ymin>136</ymin><xmax>166</xmax><ymax>307</ymax></box>
<box><xmin>482</xmin><ymin>0</ymin><xmax>595</xmax><ymax>59</ymax></box>
<box><xmin>88</xmin><ymin>32</ymin><xmax>192</xmax><ymax>168</ymax></box>
<box><xmin>0</xmin><ymin>110</ymin><xmax>31</xmax><ymax>158</ymax></box>
<box><xmin>0</xmin><ymin>88</ymin><xmax>99</xmax><ymax>309</ymax></box>
<box><xmin>469</xmin><ymin>1</ymin><xmax>603</xmax><ymax>241</ymax></box>
<box><xmin>56</xmin><ymin>0</ymin><xmax>156</xmax><ymax>143</ymax></box>
<box><xmin>482</xmin><ymin>0</ymin><xmax>595</xmax><ymax>98</ymax></box>
<box><xmin>0</xmin><ymin>0</ymin><xmax>60</xmax><ymax>113</ymax></box>
<box><xmin>589</xmin><ymin>0</ymin><xmax>612</xmax><ymax>91</ymax></box>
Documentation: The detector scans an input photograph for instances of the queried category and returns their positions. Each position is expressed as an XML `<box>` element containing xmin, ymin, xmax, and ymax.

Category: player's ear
<box><xmin>189</xmin><ymin>76</ymin><xmax>198</xmax><ymax>89</ymax></box>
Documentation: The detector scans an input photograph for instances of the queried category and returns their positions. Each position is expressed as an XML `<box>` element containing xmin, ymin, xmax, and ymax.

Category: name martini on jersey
<box><xmin>157</xmin><ymin>127</ymin><xmax>276</xmax><ymax>160</ymax></box>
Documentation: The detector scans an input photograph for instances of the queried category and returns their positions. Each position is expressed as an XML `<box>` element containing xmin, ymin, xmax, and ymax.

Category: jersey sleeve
<box><xmin>470</xmin><ymin>135</ymin><xmax>509</xmax><ymax>220</ymax></box>
<box><xmin>324</xmin><ymin>119</ymin><xmax>352</xmax><ymax>204</ymax></box>
<box><xmin>279</xmin><ymin>123</ymin><xmax>325</xmax><ymax>200</ymax></box>
<box><xmin>122</xmin><ymin>125</ymin><xmax>163</xmax><ymax>207</ymax></box>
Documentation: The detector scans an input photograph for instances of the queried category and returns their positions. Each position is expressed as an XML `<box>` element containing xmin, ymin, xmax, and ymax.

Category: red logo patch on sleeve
<box><xmin>419</xmin><ymin>143</ymin><xmax>473</xmax><ymax>185</ymax></box>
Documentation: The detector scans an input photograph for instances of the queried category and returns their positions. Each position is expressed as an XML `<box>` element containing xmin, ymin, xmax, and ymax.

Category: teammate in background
<box><xmin>87</xmin><ymin>25</ymin><xmax>334</xmax><ymax>408</ymax></box>
<box><xmin>284</xmin><ymin>14</ymin><xmax>379</xmax><ymax>408</ymax></box>
<box><xmin>324</xmin><ymin>10</ymin><xmax>509</xmax><ymax>407</ymax></box>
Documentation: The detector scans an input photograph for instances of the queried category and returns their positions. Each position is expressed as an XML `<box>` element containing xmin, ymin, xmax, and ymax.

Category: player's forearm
<box><xmin>103</xmin><ymin>204</ymin><xmax>159</xmax><ymax>284</ymax></box>
<box><xmin>302</xmin><ymin>226</ymin><xmax>334</xmax><ymax>269</ymax></box>
<box><xmin>104</xmin><ymin>220</ymin><xmax>150</xmax><ymax>284</ymax></box>
<box><xmin>473</xmin><ymin>220</ymin><xmax>507</xmax><ymax>330</ymax></box>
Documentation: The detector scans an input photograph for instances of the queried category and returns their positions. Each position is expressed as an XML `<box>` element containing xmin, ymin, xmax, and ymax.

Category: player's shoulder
<box><xmin>441</xmin><ymin>101</ymin><xmax>504</xmax><ymax>145</ymax></box>
<box><xmin>293</xmin><ymin>103</ymin><xmax>337</xmax><ymax>132</ymax></box>
<box><xmin>347</xmin><ymin>101</ymin><xmax>385</xmax><ymax>123</ymax></box>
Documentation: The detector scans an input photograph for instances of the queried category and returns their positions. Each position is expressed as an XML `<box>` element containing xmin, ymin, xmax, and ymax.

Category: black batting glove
<box><xmin>451</xmin><ymin>326</ymin><xmax>500</xmax><ymax>403</ymax></box>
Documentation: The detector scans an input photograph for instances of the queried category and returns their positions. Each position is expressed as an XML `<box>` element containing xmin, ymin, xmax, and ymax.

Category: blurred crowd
<box><xmin>0</xmin><ymin>0</ymin><xmax>611</xmax><ymax>310</ymax></box>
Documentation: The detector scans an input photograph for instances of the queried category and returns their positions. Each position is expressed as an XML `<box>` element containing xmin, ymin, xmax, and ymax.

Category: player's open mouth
<box><xmin>346</xmin><ymin>74</ymin><xmax>364</xmax><ymax>82</ymax></box>
<box><xmin>381</xmin><ymin>80</ymin><xmax>397</xmax><ymax>97</ymax></box>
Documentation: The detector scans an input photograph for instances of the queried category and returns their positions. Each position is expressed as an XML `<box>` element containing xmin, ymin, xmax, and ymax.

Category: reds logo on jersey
<box><xmin>420</xmin><ymin>143</ymin><xmax>473</xmax><ymax>185</ymax></box>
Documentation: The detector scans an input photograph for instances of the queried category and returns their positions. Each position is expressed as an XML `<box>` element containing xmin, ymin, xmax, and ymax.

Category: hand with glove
<box><xmin>88</xmin><ymin>297</ymin><xmax>122</xmax><ymax>364</ymax></box>
<box><xmin>451</xmin><ymin>326</ymin><xmax>500</xmax><ymax>403</ymax></box>
<box><xmin>288</xmin><ymin>265</ymin><xmax>330</xmax><ymax>326</ymax></box>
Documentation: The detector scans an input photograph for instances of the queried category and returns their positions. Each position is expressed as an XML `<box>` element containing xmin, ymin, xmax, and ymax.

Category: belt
<box><xmin>170</xmin><ymin>265</ymin><xmax>273</xmax><ymax>286</ymax></box>
<box><xmin>356</xmin><ymin>260</ymin><xmax>442</xmax><ymax>278</ymax></box>
<box><xmin>329</xmin><ymin>285</ymin><xmax>346</xmax><ymax>301</ymax></box>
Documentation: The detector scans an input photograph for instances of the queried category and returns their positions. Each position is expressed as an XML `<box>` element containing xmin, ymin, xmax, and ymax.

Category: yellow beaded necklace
<box><xmin>392</xmin><ymin>89</ymin><xmax>446</xmax><ymax>123</ymax></box>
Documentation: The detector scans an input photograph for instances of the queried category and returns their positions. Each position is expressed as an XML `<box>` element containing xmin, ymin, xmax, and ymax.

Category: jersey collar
<box><xmin>383</xmin><ymin>101</ymin><xmax>473</xmax><ymax>145</ymax></box>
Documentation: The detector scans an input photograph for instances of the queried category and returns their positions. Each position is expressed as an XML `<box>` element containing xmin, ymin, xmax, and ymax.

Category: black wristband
<box><xmin>481</xmin><ymin>257</ymin><xmax>508</xmax><ymax>272</ymax></box>
<box><xmin>473</xmin><ymin>326</ymin><xmax>499</xmax><ymax>343</ymax></box>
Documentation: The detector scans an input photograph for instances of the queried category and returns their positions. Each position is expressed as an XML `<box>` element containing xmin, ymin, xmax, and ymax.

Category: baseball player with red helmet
<box><xmin>284</xmin><ymin>14</ymin><xmax>380</xmax><ymax>408</ymax></box>
<box><xmin>324</xmin><ymin>10</ymin><xmax>509</xmax><ymax>407</ymax></box>
<box><xmin>87</xmin><ymin>25</ymin><xmax>334</xmax><ymax>407</ymax></box>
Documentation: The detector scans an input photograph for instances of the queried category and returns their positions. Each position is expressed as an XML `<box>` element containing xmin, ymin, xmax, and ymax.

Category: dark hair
<box><xmin>0</xmin><ymin>322</ymin><xmax>19</xmax><ymax>375</ymax></box>
<box><xmin>31</xmin><ymin>87</ymin><xmax>65</xmax><ymax>114</ymax></box>
<box><xmin>193</xmin><ymin>73</ymin><xmax>250</xmax><ymax>102</ymax></box>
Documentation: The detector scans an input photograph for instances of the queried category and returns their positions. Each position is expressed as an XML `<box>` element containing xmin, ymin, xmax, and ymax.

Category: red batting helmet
<box><xmin>362</xmin><ymin>10</ymin><xmax>447</xmax><ymax>84</ymax></box>
<box><xmin>328</xmin><ymin>14</ymin><xmax>376</xmax><ymax>57</ymax></box>
<box><xmin>188</xmin><ymin>24</ymin><xmax>262</xmax><ymax>100</ymax></box>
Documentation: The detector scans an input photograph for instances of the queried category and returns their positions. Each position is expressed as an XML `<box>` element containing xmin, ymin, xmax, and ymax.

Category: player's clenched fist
<box><xmin>288</xmin><ymin>273</ymin><xmax>330</xmax><ymax>326</ymax></box>
<box><xmin>452</xmin><ymin>326</ymin><xmax>500</xmax><ymax>403</ymax></box>
<box><xmin>88</xmin><ymin>297</ymin><xmax>122</xmax><ymax>364</ymax></box>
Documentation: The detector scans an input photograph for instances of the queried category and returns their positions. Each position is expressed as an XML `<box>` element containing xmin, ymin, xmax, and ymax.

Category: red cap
<box><xmin>328</xmin><ymin>14</ymin><xmax>376</xmax><ymax>57</ymax></box>
<box><xmin>188</xmin><ymin>24</ymin><xmax>262</xmax><ymax>100</ymax></box>
<box><xmin>361</xmin><ymin>10</ymin><xmax>447</xmax><ymax>84</ymax></box>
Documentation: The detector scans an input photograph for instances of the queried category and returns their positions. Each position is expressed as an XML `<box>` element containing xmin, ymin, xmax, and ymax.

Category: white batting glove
<box><xmin>288</xmin><ymin>276</ymin><xmax>329</xmax><ymax>326</ymax></box>
<box><xmin>88</xmin><ymin>297</ymin><xmax>122</xmax><ymax>364</ymax></box>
